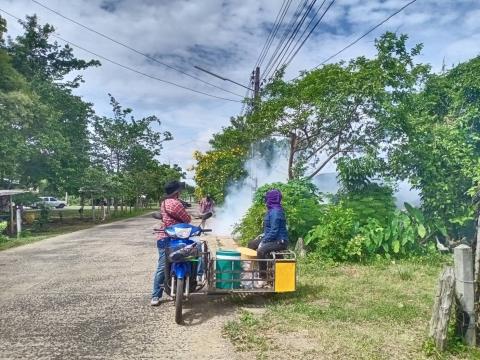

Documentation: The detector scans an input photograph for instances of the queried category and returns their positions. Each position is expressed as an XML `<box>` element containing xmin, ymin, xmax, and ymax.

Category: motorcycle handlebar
<box><xmin>152</xmin><ymin>228</ymin><xmax>212</xmax><ymax>234</ymax></box>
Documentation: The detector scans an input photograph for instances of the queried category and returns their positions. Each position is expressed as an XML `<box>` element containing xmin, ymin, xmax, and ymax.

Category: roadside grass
<box><xmin>0</xmin><ymin>208</ymin><xmax>153</xmax><ymax>251</ymax></box>
<box><xmin>223</xmin><ymin>255</ymin><xmax>480</xmax><ymax>360</ymax></box>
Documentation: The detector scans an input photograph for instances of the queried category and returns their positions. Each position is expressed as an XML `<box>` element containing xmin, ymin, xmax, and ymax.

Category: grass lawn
<box><xmin>224</xmin><ymin>256</ymin><xmax>480</xmax><ymax>360</ymax></box>
<box><xmin>0</xmin><ymin>208</ymin><xmax>153</xmax><ymax>251</ymax></box>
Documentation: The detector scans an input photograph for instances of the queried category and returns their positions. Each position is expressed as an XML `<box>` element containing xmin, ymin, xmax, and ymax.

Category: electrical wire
<box><xmin>261</xmin><ymin>0</ymin><xmax>309</xmax><ymax>81</ymax></box>
<box><xmin>266</xmin><ymin>0</ymin><xmax>318</xmax><ymax>79</ymax></box>
<box><xmin>258</xmin><ymin>0</ymin><xmax>294</xmax><ymax>69</ymax></box>
<box><xmin>280</xmin><ymin>0</ymin><xmax>327</xmax><ymax>68</ymax></box>
<box><xmin>30</xmin><ymin>0</ymin><xmax>244</xmax><ymax>98</ymax></box>
<box><xmin>293</xmin><ymin>0</ymin><xmax>418</xmax><ymax>79</ymax></box>
<box><xmin>262</xmin><ymin>0</ymin><xmax>309</xmax><ymax>79</ymax></box>
<box><xmin>0</xmin><ymin>8</ymin><xmax>242</xmax><ymax>103</ymax></box>
<box><xmin>254</xmin><ymin>0</ymin><xmax>289</xmax><ymax>70</ymax></box>
<box><xmin>284</xmin><ymin>0</ymin><xmax>335</xmax><ymax>68</ymax></box>
<box><xmin>263</xmin><ymin>0</ymin><xmax>317</xmax><ymax>81</ymax></box>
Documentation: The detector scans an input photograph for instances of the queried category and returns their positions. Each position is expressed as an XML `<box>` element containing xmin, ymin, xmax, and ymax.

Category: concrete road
<box><xmin>0</xmin><ymin>214</ymin><xmax>239</xmax><ymax>359</ymax></box>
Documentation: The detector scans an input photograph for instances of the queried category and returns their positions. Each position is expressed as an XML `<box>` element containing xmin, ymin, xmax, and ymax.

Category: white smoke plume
<box><xmin>212</xmin><ymin>147</ymin><xmax>289</xmax><ymax>236</ymax></box>
<box><xmin>211</xmin><ymin>144</ymin><xmax>421</xmax><ymax>237</ymax></box>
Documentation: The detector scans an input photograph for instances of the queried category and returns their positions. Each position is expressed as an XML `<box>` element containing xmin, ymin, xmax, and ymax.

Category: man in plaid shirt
<box><xmin>151</xmin><ymin>181</ymin><xmax>191</xmax><ymax>306</ymax></box>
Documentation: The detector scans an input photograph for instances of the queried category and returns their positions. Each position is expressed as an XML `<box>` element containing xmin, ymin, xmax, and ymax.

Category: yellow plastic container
<box><xmin>274</xmin><ymin>260</ymin><xmax>296</xmax><ymax>292</ymax></box>
<box><xmin>237</xmin><ymin>246</ymin><xmax>257</xmax><ymax>260</ymax></box>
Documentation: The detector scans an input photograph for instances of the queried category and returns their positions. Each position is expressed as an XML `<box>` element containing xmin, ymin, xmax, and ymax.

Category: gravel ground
<box><xmin>0</xmin><ymin>214</ymin><xmax>241</xmax><ymax>359</ymax></box>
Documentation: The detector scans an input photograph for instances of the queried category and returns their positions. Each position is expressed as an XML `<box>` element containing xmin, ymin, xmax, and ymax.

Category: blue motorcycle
<box><xmin>163</xmin><ymin>223</ymin><xmax>211</xmax><ymax>324</ymax></box>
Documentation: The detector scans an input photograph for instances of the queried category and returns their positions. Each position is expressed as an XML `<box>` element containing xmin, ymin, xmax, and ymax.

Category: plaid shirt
<box><xmin>156</xmin><ymin>198</ymin><xmax>191</xmax><ymax>240</ymax></box>
<box><xmin>199</xmin><ymin>198</ymin><xmax>214</xmax><ymax>214</ymax></box>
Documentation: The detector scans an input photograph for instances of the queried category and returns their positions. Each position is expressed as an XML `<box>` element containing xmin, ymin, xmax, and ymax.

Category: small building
<box><xmin>0</xmin><ymin>189</ymin><xmax>28</xmax><ymax>234</ymax></box>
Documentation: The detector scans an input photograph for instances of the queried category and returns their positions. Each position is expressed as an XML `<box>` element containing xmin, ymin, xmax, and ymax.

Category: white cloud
<box><xmin>2</xmin><ymin>0</ymin><xmax>479</xmax><ymax>173</ymax></box>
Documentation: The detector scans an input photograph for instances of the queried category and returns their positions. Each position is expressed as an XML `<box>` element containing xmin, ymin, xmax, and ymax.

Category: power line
<box><xmin>54</xmin><ymin>35</ymin><xmax>242</xmax><ymax>103</ymax></box>
<box><xmin>0</xmin><ymin>8</ymin><xmax>242</xmax><ymax>103</ymax></box>
<box><xmin>284</xmin><ymin>0</ymin><xmax>335</xmax><ymax>68</ymax></box>
<box><xmin>262</xmin><ymin>0</ymin><xmax>309</xmax><ymax>79</ymax></box>
<box><xmin>255</xmin><ymin>0</ymin><xmax>292</xmax><ymax>69</ymax></box>
<box><xmin>266</xmin><ymin>0</ymin><xmax>319</xmax><ymax>78</ymax></box>
<box><xmin>261</xmin><ymin>0</ymin><xmax>308</xmax><ymax>81</ymax></box>
<box><xmin>281</xmin><ymin>0</ymin><xmax>328</xmax><ymax>68</ymax></box>
<box><xmin>30</xmin><ymin>0</ymin><xmax>244</xmax><ymax>98</ymax></box>
<box><xmin>254</xmin><ymin>0</ymin><xmax>286</xmax><ymax>69</ymax></box>
<box><xmin>305</xmin><ymin>0</ymin><xmax>418</xmax><ymax>75</ymax></box>
<box><xmin>263</xmin><ymin>0</ymin><xmax>316</xmax><ymax>81</ymax></box>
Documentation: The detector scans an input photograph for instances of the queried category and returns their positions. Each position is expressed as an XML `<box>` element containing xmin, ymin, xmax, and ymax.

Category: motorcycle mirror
<box><xmin>152</xmin><ymin>212</ymin><xmax>162</xmax><ymax>220</ymax></box>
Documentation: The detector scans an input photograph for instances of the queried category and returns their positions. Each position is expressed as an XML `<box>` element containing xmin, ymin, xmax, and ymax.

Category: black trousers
<box><xmin>248</xmin><ymin>237</ymin><xmax>288</xmax><ymax>275</ymax></box>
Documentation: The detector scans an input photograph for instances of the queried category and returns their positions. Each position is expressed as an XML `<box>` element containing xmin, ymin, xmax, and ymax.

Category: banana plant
<box><xmin>404</xmin><ymin>202</ymin><xmax>447</xmax><ymax>242</ymax></box>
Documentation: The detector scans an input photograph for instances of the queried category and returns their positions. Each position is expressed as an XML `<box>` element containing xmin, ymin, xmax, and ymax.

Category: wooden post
<box><xmin>454</xmin><ymin>244</ymin><xmax>476</xmax><ymax>346</ymax></box>
<box><xmin>429</xmin><ymin>266</ymin><xmax>455</xmax><ymax>351</ymax></box>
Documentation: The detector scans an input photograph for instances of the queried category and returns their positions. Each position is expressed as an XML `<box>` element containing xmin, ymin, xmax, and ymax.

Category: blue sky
<box><xmin>2</xmin><ymin>0</ymin><xmax>480</xmax><ymax>181</ymax></box>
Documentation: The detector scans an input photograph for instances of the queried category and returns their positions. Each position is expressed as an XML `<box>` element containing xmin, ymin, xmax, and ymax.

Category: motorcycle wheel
<box><xmin>175</xmin><ymin>277</ymin><xmax>184</xmax><ymax>324</ymax></box>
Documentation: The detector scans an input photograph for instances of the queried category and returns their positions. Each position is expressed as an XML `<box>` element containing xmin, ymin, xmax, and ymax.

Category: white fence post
<box><xmin>454</xmin><ymin>244</ymin><xmax>476</xmax><ymax>346</ymax></box>
<box><xmin>16</xmin><ymin>207</ymin><xmax>22</xmax><ymax>236</ymax></box>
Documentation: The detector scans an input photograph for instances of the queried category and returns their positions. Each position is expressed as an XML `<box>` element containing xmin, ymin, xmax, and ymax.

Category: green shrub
<box><xmin>33</xmin><ymin>204</ymin><xmax>50</xmax><ymax>230</ymax></box>
<box><xmin>306</xmin><ymin>206</ymin><xmax>434</xmax><ymax>261</ymax></box>
<box><xmin>304</xmin><ymin>205</ymin><xmax>359</xmax><ymax>261</ymax></box>
<box><xmin>358</xmin><ymin>210</ymin><xmax>427</xmax><ymax>259</ymax></box>
<box><xmin>0</xmin><ymin>221</ymin><xmax>8</xmax><ymax>243</ymax></box>
<box><xmin>338</xmin><ymin>183</ymin><xmax>396</xmax><ymax>226</ymax></box>
<box><xmin>234</xmin><ymin>179</ymin><xmax>322</xmax><ymax>245</ymax></box>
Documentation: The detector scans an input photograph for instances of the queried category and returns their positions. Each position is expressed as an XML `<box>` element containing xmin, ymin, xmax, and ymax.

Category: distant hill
<box><xmin>313</xmin><ymin>172</ymin><xmax>420</xmax><ymax>208</ymax></box>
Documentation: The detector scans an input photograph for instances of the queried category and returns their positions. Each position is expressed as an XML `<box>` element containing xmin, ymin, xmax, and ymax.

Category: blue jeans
<box><xmin>197</xmin><ymin>242</ymin><xmax>206</xmax><ymax>276</ymax></box>
<box><xmin>152</xmin><ymin>246</ymin><xmax>166</xmax><ymax>299</ymax></box>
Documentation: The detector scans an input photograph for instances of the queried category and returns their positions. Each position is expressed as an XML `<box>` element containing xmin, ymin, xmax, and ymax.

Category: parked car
<box><xmin>33</xmin><ymin>197</ymin><xmax>67</xmax><ymax>209</ymax></box>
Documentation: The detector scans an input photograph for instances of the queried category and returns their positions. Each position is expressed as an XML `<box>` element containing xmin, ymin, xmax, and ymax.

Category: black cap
<box><xmin>164</xmin><ymin>180</ymin><xmax>185</xmax><ymax>196</ymax></box>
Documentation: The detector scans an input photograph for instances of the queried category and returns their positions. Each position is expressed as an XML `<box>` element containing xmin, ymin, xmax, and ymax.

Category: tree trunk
<box><xmin>79</xmin><ymin>194</ymin><xmax>84</xmax><ymax>219</ymax></box>
<box><xmin>91</xmin><ymin>196</ymin><xmax>95</xmax><ymax>222</ymax></box>
<box><xmin>288</xmin><ymin>133</ymin><xmax>297</xmax><ymax>180</ymax></box>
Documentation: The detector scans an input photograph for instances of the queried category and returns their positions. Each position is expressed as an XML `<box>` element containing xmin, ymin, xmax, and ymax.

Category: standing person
<box><xmin>248</xmin><ymin>189</ymin><xmax>288</xmax><ymax>278</ymax></box>
<box><xmin>199</xmin><ymin>194</ymin><xmax>214</xmax><ymax>228</ymax></box>
<box><xmin>151</xmin><ymin>180</ymin><xmax>191</xmax><ymax>306</ymax></box>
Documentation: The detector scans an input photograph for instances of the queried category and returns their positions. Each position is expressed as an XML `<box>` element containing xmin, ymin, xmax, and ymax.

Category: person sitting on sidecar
<box><xmin>247</xmin><ymin>189</ymin><xmax>288</xmax><ymax>278</ymax></box>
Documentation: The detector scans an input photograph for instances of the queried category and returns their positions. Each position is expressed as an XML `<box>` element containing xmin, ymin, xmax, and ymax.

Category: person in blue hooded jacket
<box><xmin>248</xmin><ymin>189</ymin><xmax>288</xmax><ymax>276</ymax></box>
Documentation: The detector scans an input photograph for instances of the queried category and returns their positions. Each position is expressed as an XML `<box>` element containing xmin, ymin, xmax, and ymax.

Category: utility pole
<box><xmin>254</xmin><ymin>66</ymin><xmax>260</xmax><ymax>99</ymax></box>
<box><xmin>250</xmin><ymin>67</ymin><xmax>260</xmax><ymax>192</ymax></box>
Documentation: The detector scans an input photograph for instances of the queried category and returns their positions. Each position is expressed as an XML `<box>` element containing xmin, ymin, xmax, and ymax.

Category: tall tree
<box><xmin>1</xmin><ymin>15</ymin><xmax>99</xmax><ymax>193</ymax></box>
<box><xmin>92</xmin><ymin>94</ymin><xmax>172</xmax><ymax>174</ymax></box>
<box><xmin>255</xmin><ymin>32</ymin><xmax>429</xmax><ymax>179</ymax></box>
<box><xmin>387</xmin><ymin>56</ymin><xmax>480</xmax><ymax>237</ymax></box>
